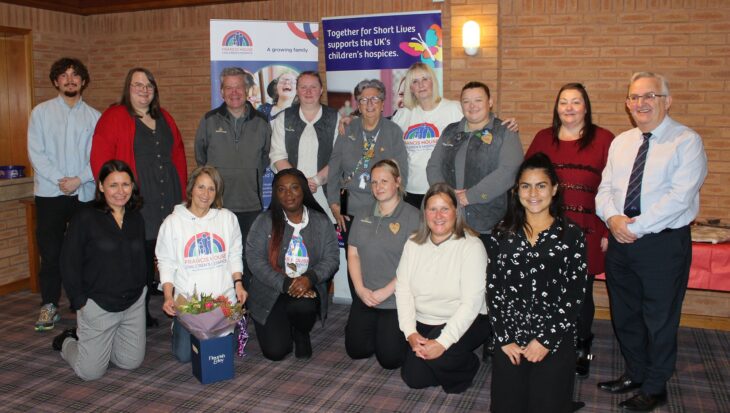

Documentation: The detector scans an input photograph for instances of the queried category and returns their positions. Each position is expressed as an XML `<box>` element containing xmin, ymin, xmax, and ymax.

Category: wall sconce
<box><xmin>462</xmin><ymin>20</ymin><xmax>480</xmax><ymax>56</ymax></box>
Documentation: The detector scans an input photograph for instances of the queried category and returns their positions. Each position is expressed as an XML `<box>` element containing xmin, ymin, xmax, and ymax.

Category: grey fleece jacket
<box><xmin>195</xmin><ymin>101</ymin><xmax>272</xmax><ymax>213</ymax></box>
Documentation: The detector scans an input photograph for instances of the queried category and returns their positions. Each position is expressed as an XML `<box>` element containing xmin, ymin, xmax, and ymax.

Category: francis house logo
<box><xmin>221</xmin><ymin>30</ymin><xmax>254</xmax><ymax>55</ymax></box>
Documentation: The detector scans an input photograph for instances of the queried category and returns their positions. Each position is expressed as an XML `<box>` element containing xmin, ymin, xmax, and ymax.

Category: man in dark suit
<box><xmin>595</xmin><ymin>72</ymin><xmax>707</xmax><ymax>412</ymax></box>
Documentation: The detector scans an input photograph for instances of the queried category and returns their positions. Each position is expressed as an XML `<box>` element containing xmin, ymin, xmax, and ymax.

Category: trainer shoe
<box><xmin>35</xmin><ymin>303</ymin><xmax>61</xmax><ymax>332</ymax></box>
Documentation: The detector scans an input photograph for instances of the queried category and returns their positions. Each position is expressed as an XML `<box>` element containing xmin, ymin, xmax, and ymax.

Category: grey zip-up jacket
<box><xmin>195</xmin><ymin>102</ymin><xmax>272</xmax><ymax>212</ymax></box>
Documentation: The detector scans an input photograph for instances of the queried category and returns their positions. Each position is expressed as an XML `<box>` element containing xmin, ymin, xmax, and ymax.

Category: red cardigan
<box><xmin>90</xmin><ymin>104</ymin><xmax>187</xmax><ymax>198</ymax></box>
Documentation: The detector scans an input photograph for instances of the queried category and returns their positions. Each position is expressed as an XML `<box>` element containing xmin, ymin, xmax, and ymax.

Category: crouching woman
<box><xmin>55</xmin><ymin>159</ymin><xmax>147</xmax><ymax>381</ymax></box>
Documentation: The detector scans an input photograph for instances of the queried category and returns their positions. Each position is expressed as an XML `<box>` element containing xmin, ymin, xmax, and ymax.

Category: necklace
<box><xmin>112</xmin><ymin>210</ymin><xmax>124</xmax><ymax>228</ymax></box>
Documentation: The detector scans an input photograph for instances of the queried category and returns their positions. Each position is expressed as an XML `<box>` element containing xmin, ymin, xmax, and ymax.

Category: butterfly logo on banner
<box><xmin>399</xmin><ymin>24</ymin><xmax>443</xmax><ymax>67</ymax></box>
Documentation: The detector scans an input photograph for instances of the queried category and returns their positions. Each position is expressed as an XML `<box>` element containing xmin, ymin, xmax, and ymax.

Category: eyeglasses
<box><xmin>626</xmin><ymin>92</ymin><xmax>666</xmax><ymax>103</ymax></box>
<box><xmin>358</xmin><ymin>96</ymin><xmax>383</xmax><ymax>106</ymax></box>
<box><xmin>131</xmin><ymin>82</ymin><xmax>155</xmax><ymax>92</ymax></box>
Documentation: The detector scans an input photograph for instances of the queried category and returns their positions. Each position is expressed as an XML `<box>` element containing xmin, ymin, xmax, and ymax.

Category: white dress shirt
<box><xmin>595</xmin><ymin>116</ymin><xmax>707</xmax><ymax>237</ymax></box>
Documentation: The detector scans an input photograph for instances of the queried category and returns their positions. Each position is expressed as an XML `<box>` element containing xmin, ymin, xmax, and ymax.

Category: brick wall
<box><xmin>0</xmin><ymin>200</ymin><xmax>28</xmax><ymax>287</ymax></box>
<box><xmin>1</xmin><ymin>0</ymin><xmax>728</xmax><ymax>289</ymax></box>
<box><xmin>83</xmin><ymin>0</ymin><xmax>445</xmax><ymax>170</ymax></box>
<box><xmin>498</xmin><ymin>0</ymin><xmax>730</xmax><ymax>221</ymax></box>
<box><xmin>0</xmin><ymin>3</ymin><xmax>88</xmax><ymax>106</ymax></box>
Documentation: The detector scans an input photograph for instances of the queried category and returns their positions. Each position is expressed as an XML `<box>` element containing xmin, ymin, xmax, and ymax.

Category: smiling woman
<box><xmin>326</xmin><ymin>78</ymin><xmax>408</xmax><ymax>233</ymax></box>
<box><xmin>90</xmin><ymin>67</ymin><xmax>188</xmax><ymax>328</ymax></box>
<box><xmin>55</xmin><ymin>159</ymin><xmax>146</xmax><ymax>381</ymax></box>
<box><xmin>487</xmin><ymin>153</ymin><xmax>587</xmax><ymax>413</ymax></box>
<box><xmin>426</xmin><ymin>81</ymin><xmax>523</xmax><ymax>238</ymax></box>
<box><xmin>526</xmin><ymin>82</ymin><xmax>615</xmax><ymax>378</ymax></box>
<box><xmin>246</xmin><ymin>168</ymin><xmax>340</xmax><ymax>361</ymax></box>
<box><xmin>155</xmin><ymin>166</ymin><xmax>247</xmax><ymax>363</ymax></box>
<box><xmin>344</xmin><ymin>160</ymin><xmax>420</xmax><ymax>370</ymax></box>
<box><xmin>395</xmin><ymin>182</ymin><xmax>489</xmax><ymax>394</ymax></box>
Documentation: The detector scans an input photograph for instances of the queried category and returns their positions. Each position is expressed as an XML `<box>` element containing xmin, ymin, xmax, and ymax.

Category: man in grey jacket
<box><xmin>195</xmin><ymin>67</ymin><xmax>271</xmax><ymax>283</ymax></box>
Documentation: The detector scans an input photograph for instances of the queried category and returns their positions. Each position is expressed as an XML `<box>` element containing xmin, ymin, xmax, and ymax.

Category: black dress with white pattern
<box><xmin>487</xmin><ymin>217</ymin><xmax>588</xmax><ymax>352</ymax></box>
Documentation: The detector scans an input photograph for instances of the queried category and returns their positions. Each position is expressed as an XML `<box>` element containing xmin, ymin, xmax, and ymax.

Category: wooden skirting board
<box><xmin>593</xmin><ymin>280</ymin><xmax>730</xmax><ymax>331</ymax></box>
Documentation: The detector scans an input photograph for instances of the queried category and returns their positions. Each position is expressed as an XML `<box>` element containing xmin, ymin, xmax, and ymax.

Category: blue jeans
<box><xmin>172</xmin><ymin>318</ymin><xmax>192</xmax><ymax>363</ymax></box>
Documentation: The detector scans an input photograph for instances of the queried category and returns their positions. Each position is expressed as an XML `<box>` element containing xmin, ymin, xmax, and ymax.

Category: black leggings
<box><xmin>253</xmin><ymin>294</ymin><xmax>318</xmax><ymax>361</ymax></box>
<box><xmin>345</xmin><ymin>294</ymin><xmax>407</xmax><ymax>369</ymax></box>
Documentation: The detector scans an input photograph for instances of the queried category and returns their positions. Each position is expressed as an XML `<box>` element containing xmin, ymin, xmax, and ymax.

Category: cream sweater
<box><xmin>395</xmin><ymin>232</ymin><xmax>488</xmax><ymax>350</ymax></box>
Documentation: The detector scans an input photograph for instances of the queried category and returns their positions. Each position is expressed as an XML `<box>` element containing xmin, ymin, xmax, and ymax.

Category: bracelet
<box><xmin>234</xmin><ymin>279</ymin><xmax>243</xmax><ymax>286</ymax></box>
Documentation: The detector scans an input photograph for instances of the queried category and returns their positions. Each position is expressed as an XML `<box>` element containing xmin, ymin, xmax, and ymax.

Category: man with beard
<box><xmin>28</xmin><ymin>58</ymin><xmax>101</xmax><ymax>331</ymax></box>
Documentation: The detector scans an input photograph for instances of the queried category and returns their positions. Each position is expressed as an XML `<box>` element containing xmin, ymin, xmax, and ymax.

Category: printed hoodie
<box><xmin>156</xmin><ymin>204</ymin><xmax>243</xmax><ymax>302</ymax></box>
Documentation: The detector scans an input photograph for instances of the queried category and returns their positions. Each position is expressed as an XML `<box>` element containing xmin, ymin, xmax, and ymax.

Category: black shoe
<box><xmin>293</xmin><ymin>330</ymin><xmax>312</xmax><ymax>359</ymax></box>
<box><xmin>146</xmin><ymin>314</ymin><xmax>159</xmax><ymax>328</ymax></box>
<box><xmin>572</xmin><ymin>401</ymin><xmax>586</xmax><ymax>412</ymax></box>
<box><xmin>576</xmin><ymin>334</ymin><xmax>594</xmax><ymax>378</ymax></box>
<box><xmin>597</xmin><ymin>374</ymin><xmax>643</xmax><ymax>394</ymax></box>
<box><xmin>619</xmin><ymin>392</ymin><xmax>667</xmax><ymax>412</ymax></box>
<box><xmin>52</xmin><ymin>328</ymin><xmax>78</xmax><ymax>351</ymax></box>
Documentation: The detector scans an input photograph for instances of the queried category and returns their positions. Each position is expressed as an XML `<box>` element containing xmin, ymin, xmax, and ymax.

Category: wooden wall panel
<box><xmin>4</xmin><ymin>34</ymin><xmax>33</xmax><ymax>169</ymax></box>
<box><xmin>0</xmin><ymin>37</ymin><xmax>8</xmax><ymax>166</ymax></box>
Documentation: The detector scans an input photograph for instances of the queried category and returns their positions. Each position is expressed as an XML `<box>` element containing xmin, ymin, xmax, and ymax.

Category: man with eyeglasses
<box><xmin>28</xmin><ymin>57</ymin><xmax>101</xmax><ymax>332</ymax></box>
<box><xmin>595</xmin><ymin>72</ymin><xmax>707</xmax><ymax>412</ymax></box>
<box><xmin>195</xmin><ymin>67</ymin><xmax>271</xmax><ymax>286</ymax></box>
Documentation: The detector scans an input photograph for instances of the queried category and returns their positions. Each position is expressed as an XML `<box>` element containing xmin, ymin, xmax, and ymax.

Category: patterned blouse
<box><xmin>487</xmin><ymin>218</ymin><xmax>588</xmax><ymax>352</ymax></box>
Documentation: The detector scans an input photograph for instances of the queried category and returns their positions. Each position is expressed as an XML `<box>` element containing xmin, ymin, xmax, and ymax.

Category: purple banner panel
<box><xmin>323</xmin><ymin>11</ymin><xmax>443</xmax><ymax>71</ymax></box>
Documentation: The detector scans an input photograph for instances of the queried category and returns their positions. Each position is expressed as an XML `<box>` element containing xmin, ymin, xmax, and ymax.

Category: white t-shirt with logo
<box><xmin>284</xmin><ymin>207</ymin><xmax>310</xmax><ymax>278</ymax></box>
<box><xmin>392</xmin><ymin>99</ymin><xmax>463</xmax><ymax>194</ymax></box>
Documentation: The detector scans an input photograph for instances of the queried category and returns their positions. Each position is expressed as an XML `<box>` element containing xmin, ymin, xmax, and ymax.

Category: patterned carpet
<box><xmin>0</xmin><ymin>290</ymin><xmax>728</xmax><ymax>412</ymax></box>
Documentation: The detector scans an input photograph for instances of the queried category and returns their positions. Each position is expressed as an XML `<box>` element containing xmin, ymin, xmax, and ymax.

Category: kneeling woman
<box><xmin>395</xmin><ymin>183</ymin><xmax>489</xmax><ymax>394</ymax></box>
<box><xmin>345</xmin><ymin>160</ymin><xmax>420</xmax><ymax>369</ymax></box>
<box><xmin>55</xmin><ymin>160</ymin><xmax>146</xmax><ymax>381</ymax></box>
<box><xmin>156</xmin><ymin>166</ymin><xmax>247</xmax><ymax>362</ymax></box>
<box><xmin>488</xmin><ymin>153</ymin><xmax>587</xmax><ymax>413</ymax></box>
<box><xmin>246</xmin><ymin>169</ymin><xmax>339</xmax><ymax>360</ymax></box>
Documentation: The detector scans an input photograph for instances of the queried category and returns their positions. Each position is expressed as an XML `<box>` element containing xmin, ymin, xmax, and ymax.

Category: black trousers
<box><xmin>576</xmin><ymin>274</ymin><xmax>595</xmax><ymax>341</ymax></box>
<box><xmin>345</xmin><ymin>294</ymin><xmax>407</xmax><ymax>369</ymax></box>
<box><xmin>253</xmin><ymin>294</ymin><xmax>318</xmax><ymax>361</ymax></box>
<box><xmin>235</xmin><ymin>210</ymin><xmax>260</xmax><ymax>289</ymax></box>
<box><xmin>401</xmin><ymin>314</ymin><xmax>489</xmax><ymax>394</ymax></box>
<box><xmin>36</xmin><ymin>195</ymin><xmax>85</xmax><ymax>307</ymax></box>
<box><xmin>605</xmin><ymin>226</ymin><xmax>691</xmax><ymax>395</ymax></box>
<box><xmin>404</xmin><ymin>192</ymin><xmax>424</xmax><ymax>210</ymax></box>
<box><xmin>143</xmin><ymin>239</ymin><xmax>158</xmax><ymax>316</ymax></box>
<box><xmin>491</xmin><ymin>336</ymin><xmax>575</xmax><ymax>413</ymax></box>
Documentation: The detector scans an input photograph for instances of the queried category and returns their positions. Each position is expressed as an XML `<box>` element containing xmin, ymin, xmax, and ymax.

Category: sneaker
<box><xmin>35</xmin><ymin>303</ymin><xmax>61</xmax><ymax>332</ymax></box>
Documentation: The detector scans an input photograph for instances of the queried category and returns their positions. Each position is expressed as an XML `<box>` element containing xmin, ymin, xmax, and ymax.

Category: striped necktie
<box><xmin>623</xmin><ymin>132</ymin><xmax>652</xmax><ymax>218</ymax></box>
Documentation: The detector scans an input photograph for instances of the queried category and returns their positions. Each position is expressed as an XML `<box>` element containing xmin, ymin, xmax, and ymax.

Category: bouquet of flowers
<box><xmin>175</xmin><ymin>291</ymin><xmax>249</xmax><ymax>357</ymax></box>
